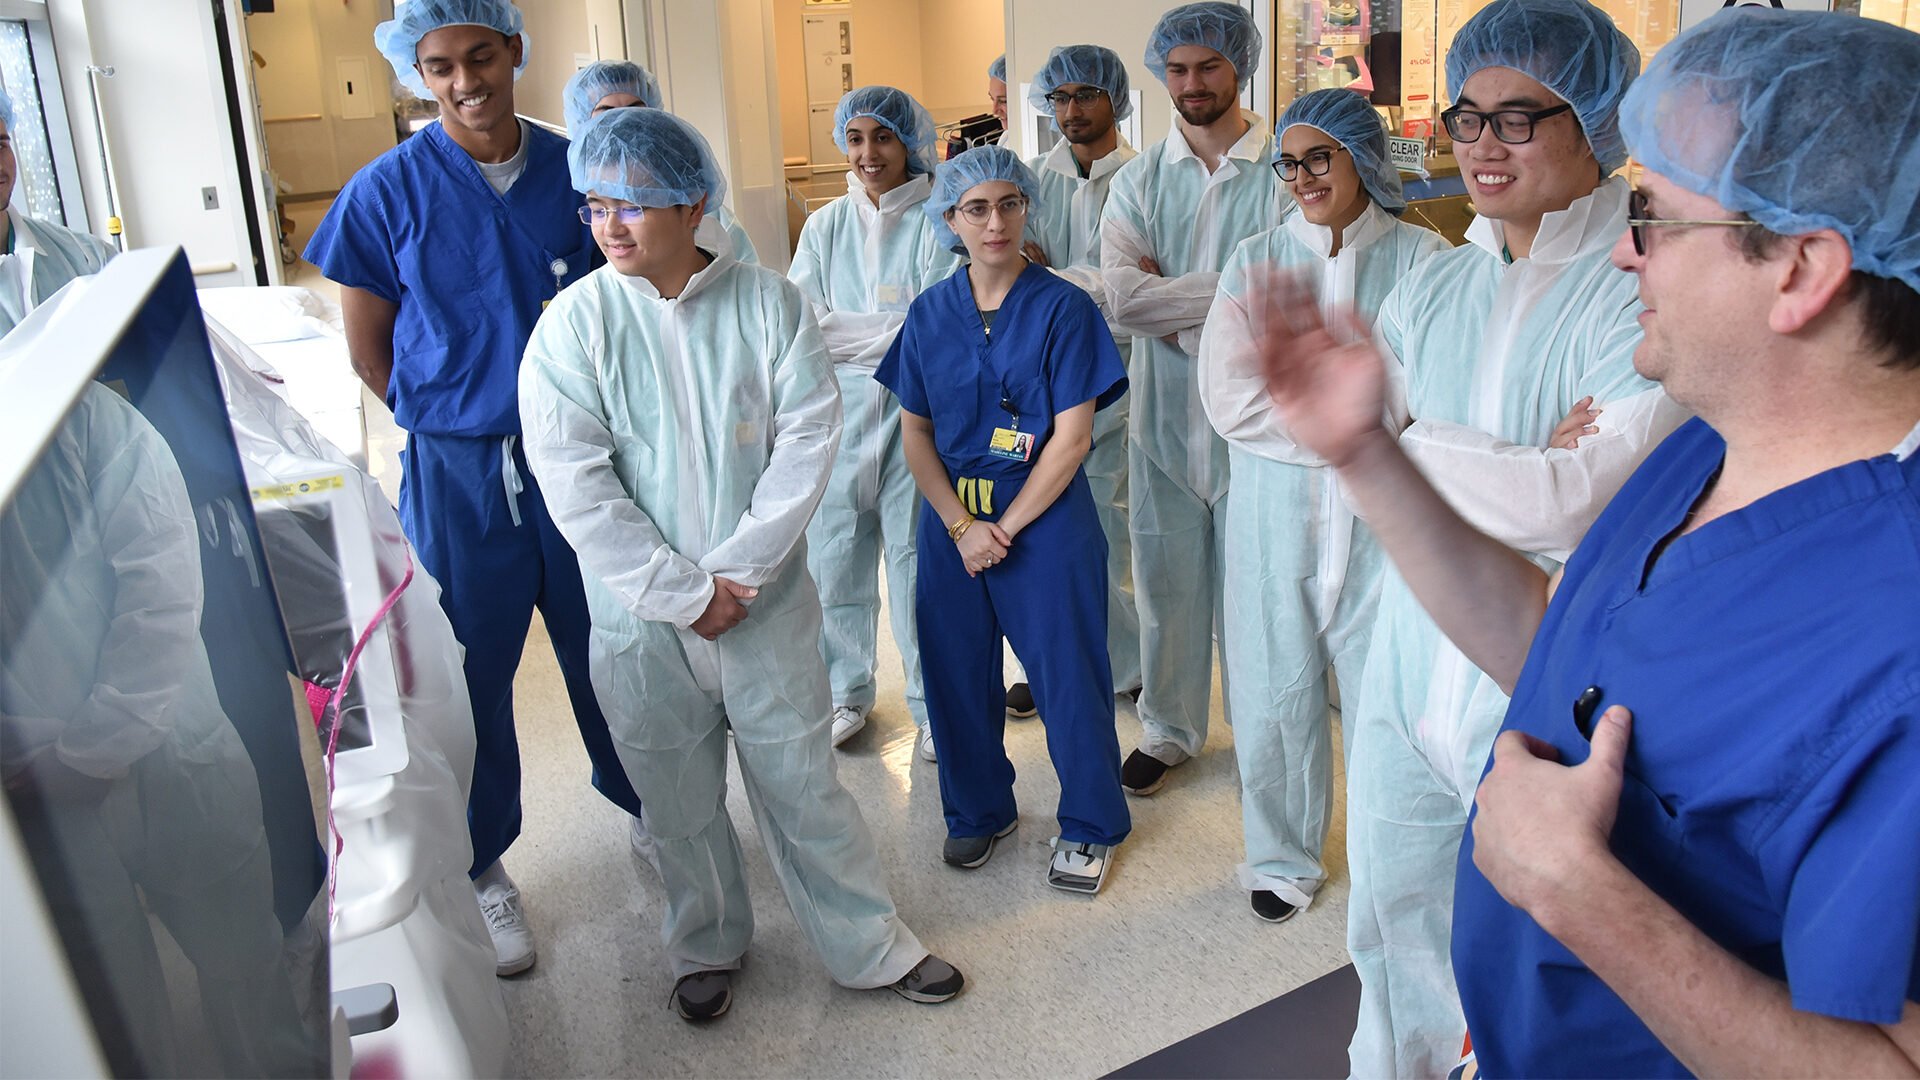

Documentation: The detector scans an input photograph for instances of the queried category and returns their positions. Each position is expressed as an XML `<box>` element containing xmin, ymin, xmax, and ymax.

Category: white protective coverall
<box><xmin>1200</xmin><ymin>201</ymin><xmax>1449</xmax><ymax>908</ymax></box>
<box><xmin>701</xmin><ymin>204</ymin><xmax>760</xmax><ymax>266</ymax></box>
<box><xmin>518</xmin><ymin>252</ymin><xmax>927</xmax><ymax>986</ymax></box>
<box><xmin>1100</xmin><ymin>112</ymin><xmax>1280</xmax><ymax>764</ymax></box>
<box><xmin>1026</xmin><ymin>135</ymin><xmax>1143</xmax><ymax>696</ymax></box>
<box><xmin>788</xmin><ymin>172</ymin><xmax>961</xmax><ymax>731</ymax></box>
<box><xmin>1345</xmin><ymin>175</ymin><xmax>1693</xmax><ymax>1077</ymax></box>
<box><xmin>0</xmin><ymin>206</ymin><xmax>115</xmax><ymax>335</ymax></box>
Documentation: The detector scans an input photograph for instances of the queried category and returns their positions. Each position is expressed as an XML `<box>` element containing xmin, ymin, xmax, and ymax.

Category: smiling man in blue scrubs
<box><xmin>304</xmin><ymin>0</ymin><xmax>643</xmax><ymax>979</ymax></box>
<box><xmin>1257</xmin><ymin>9</ymin><xmax>1920</xmax><ymax>1075</ymax></box>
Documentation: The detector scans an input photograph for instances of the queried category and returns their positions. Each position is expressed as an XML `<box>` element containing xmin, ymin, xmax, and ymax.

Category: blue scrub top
<box><xmin>304</xmin><ymin>121</ymin><xmax>596</xmax><ymax>437</ymax></box>
<box><xmin>1453</xmin><ymin>418</ymin><xmax>1920</xmax><ymax>1078</ymax></box>
<box><xmin>874</xmin><ymin>260</ymin><xmax>1126</xmax><ymax>484</ymax></box>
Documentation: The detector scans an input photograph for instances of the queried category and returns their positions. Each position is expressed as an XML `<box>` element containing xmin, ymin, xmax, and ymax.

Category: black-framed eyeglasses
<box><xmin>1042</xmin><ymin>87</ymin><xmax>1109</xmax><ymax>108</ymax></box>
<box><xmin>1272</xmin><ymin>147</ymin><xmax>1347</xmax><ymax>182</ymax></box>
<box><xmin>953</xmin><ymin>196</ymin><xmax>1029</xmax><ymax>225</ymax></box>
<box><xmin>579</xmin><ymin>205</ymin><xmax>646</xmax><ymax>225</ymax></box>
<box><xmin>1441</xmin><ymin>103</ymin><xmax>1572</xmax><ymax>145</ymax></box>
<box><xmin>1625</xmin><ymin>188</ymin><xmax>1761</xmax><ymax>256</ymax></box>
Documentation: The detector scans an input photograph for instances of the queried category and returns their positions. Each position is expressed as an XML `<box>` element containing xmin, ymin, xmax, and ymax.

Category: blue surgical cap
<box><xmin>1444</xmin><ymin>0</ymin><xmax>1637</xmax><ymax>172</ymax></box>
<box><xmin>376</xmin><ymin>0</ymin><xmax>528</xmax><ymax>102</ymax></box>
<box><xmin>563</xmin><ymin>60</ymin><xmax>662</xmax><ymax>136</ymax></box>
<box><xmin>1620</xmin><ymin>9</ymin><xmax>1920</xmax><ymax>292</ymax></box>
<box><xmin>925</xmin><ymin>146</ymin><xmax>1044</xmax><ymax>255</ymax></box>
<box><xmin>1145</xmin><ymin>2</ymin><xmax>1262</xmax><ymax>87</ymax></box>
<box><xmin>1028</xmin><ymin>45</ymin><xmax>1134</xmax><ymax>124</ymax></box>
<box><xmin>0</xmin><ymin>84</ymin><xmax>13</xmax><ymax>132</ymax></box>
<box><xmin>989</xmin><ymin>55</ymin><xmax>1007</xmax><ymax>83</ymax></box>
<box><xmin>569</xmin><ymin>106</ymin><xmax>727</xmax><ymax>210</ymax></box>
<box><xmin>1277</xmin><ymin>89</ymin><xmax>1406</xmax><ymax>215</ymax></box>
<box><xmin>832</xmin><ymin>85</ymin><xmax>940</xmax><ymax>177</ymax></box>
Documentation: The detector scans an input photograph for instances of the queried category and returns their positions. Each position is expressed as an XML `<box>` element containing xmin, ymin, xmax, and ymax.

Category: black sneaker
<box><xmin>1120</xmin><ymin>749</ymin><xmax>1173</xmax><ymax>796</ymax></box>
<box><xmin>889</xmin><ymin>954</ymin><xmax>965</xmax><ymax>1003</ymax></box>
<box><xmin>1006</xmin><ymin>682</ymin><xmax>1038</xmax><ymax>719</ymax></box>
<box><xmin>942</xmin><ymin>819</ymin><xmax>1018</xmax><ymax>869</ymax></box>
<box><xmin>672</xmin><ymin>969</ymin><xmax>733</xmax><ymax>1022</ymax></box>
<box><xmin>1250</xmin><ymin>890</ymin><xmax>1300</xmax><ymax>924</ymax></box>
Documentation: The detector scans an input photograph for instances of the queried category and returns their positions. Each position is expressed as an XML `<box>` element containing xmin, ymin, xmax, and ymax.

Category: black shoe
<box><xmin>1006</xmin><ymin>682</ymin><xmax>1038</xmax><ymax>719</ymax></box>
<box><xmin>1120</xmin><ymin>749</ymin><xmax>1173</xmax><ymax>796</ymax></box>
<box><xmin>889</xmin><ymin>954</ymin><xmax>965</xmax><ymax>1003</ymax></box>
<box><xmin>1250</xmin><ymin>890</ymin><xmax>1300</xmax><ymax>924</ymax></box>
<box><xmin>672</xmin><ymin>969</ymin><xmax>733</xmax><ymax>1022</ymax></box>
<box><xmin>942</xmin><ymin>819</ymin><xmax>1018</xmax><ymax>869</ymax></box>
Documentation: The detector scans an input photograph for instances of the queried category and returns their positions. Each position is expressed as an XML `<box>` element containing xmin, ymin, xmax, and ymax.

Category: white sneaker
<box><xmin>1047</xmin><ymin>837</ymin><xmax>1114</xmax><ymax>896</ymax></box>
<box><xmin>476</xmin><ymin>880</ymin><xmax>536</xmax><ymax>975</ymax></box>
<box><xmin>830</xmin><ymin>705</ymin><xmax>867</xmax><ymax>747</ymax></box>
<box><xmin>916</xmin><ymin>727</ymin><xmax>937</xmax><ymax>763</ymax></box>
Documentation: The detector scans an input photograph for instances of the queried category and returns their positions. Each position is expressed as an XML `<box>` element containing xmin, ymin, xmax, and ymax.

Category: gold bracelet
<box><xmin>947</xmin><ymin>515</ymin><xmax>975</xmax><ymax>541</ymax></box>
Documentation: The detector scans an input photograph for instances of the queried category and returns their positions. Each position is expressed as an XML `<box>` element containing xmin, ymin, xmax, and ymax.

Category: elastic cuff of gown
<box><xmin>1137</xmin><ymin>738</ymin><xmax>1192</xmax><ymax>767</ymax></box>
<box><xmin>1235</xmin><ymin>864</ymin><xmax>1316</xmax><ymax>909</ymax></box>
<box><xmin>668</xmin><ymin>953</ymin><xmax>745</xmax><ymax>980</ymax></box>
<box><xmin>830</xmin><ymin>933</ymin><xmax>927</xmax><ymax>991</ymax></box>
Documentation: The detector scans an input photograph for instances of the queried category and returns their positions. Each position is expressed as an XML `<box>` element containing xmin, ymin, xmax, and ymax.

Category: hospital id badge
<box><xmin>988</xmin><ymin>426</ymin><xmax>1034</xmax><ymax>462</ymax></box>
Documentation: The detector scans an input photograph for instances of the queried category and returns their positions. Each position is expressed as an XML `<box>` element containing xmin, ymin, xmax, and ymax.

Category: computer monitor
<box><xmin>0</xmin><ymin>248</ymin><xmax>329</xmax><ymax>1076</ymax></box>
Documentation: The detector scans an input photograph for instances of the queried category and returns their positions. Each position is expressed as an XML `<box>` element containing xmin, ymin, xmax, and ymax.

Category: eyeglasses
<box><xmin>1272</xmin><ymin>147</ymin><xmax>1347</xmax><ymax>182</ymax></box>
<box><xmin>953</xmin><ymin>196</ymin><xmax>1029</xmax><ymax>226</ymax></box>
<box><xmin>1042</xmin><ymin>87</ymin><xmax>1108</xmax><ymax>108</ymax></box>
<box><xmin>579</xmin><ymin>205</ymin><xmax>646</xmax><ymax>225</ymax></box>
<box><xmin>1441</xmin><ymin>103</ymin><xmax>1572</xmax><ymax>145</ymax></box>
<box><xmin>1625</xmin><ymin>188</ymin><xmax>1760</xmax><ymax>256</ymax></box>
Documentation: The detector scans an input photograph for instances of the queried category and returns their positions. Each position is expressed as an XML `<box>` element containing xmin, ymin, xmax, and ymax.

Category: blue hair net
<box><xmin>375</xmin><ymin>0</ymin><xmax>528</xmax><ymax>102</ymax></box>
<box><xmin>568</xmin><ymin>106</ymin><xmax>728</xmax><ymax>210</ymax></box>
<box><xmin>832</xmin><ymin>85</ymin><xmax>940</xmax><ymax>177</ymax></box>
<box><xmin>925</xmin><ymin>146</ymin><xmax>1044</xmax><ymax>255</ymax></box>
<box><xmin>0</xmin><ymin>84</ymin><xmax>13</xmax><ymax>132</ymax></box>
<box><xmin>1144</xmin><ymin>2</ymin><xmax>1262</xmax><ymax>86</ymax></box>
<box><xmin>1619</xmin><ymin>9</ymin><xmax>1920</xmax><ymax>292</ymax></box>
<box><xmin>1444</xmin><ymin>0</ymin><xmax>1638</xmax><ymax>172</ymax></box>
<box><xmin>989</xmin><ymin>55</ymin><xmax>1007</xmax><ymax>83</ymax></box>
<box><xmin>563</xmin><ymin>60</ymin><xmax>662</xmax><ymax>135</ymax></box>
<box><xmin>1027</xmin><ymin>45</ymin><xmax>1134</xmax><ymax>124</ymax></box>
<box><xmin>1277</xmin><ymin>89</ymin><xmax>1406</xmax><ymax>215</ymax></box>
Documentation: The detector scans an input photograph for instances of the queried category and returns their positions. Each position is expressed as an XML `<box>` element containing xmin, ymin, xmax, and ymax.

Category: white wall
<box><xmin>636</xmin><ymin>0</ymin><xmax>789</xmax><ymax>270</ymax></box>
<box><xmin>49</xmin><ymin>0</ymin><xmax>260</xmax><ymax>287</ymax></box>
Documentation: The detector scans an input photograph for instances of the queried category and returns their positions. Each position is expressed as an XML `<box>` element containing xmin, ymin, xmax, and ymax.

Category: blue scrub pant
<box><xmin>399</xmin><ymin>433</ymin><xmax>644</xmax><ymax>877</ymax></box>
<box><xmin>915</xmin><ymin>471</ymin><xmax>1130</xmax><ymax>847</ymax></box>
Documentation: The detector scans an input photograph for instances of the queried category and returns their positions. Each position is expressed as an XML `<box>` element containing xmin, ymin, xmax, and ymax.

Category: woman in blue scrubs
<box><xmin>874</xmin><ymin>146</ymin><xmax>1130</xmax><ymax>894</ymax></box>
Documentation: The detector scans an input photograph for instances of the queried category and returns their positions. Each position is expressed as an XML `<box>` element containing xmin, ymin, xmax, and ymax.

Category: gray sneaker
<box><xmin>942</xmin><ymin>819</ymin><xmax>1017</xmax><ymax>869</ymax></box>
<box><xmin>1047</xmin><ymin>837</ymin><xmax>1114</xmax><ymax>895</ymax></box>
<box><xmin>888</xmin><ymin>954</ymin><xmax>965</xmax><ymax>1003</ymax></box>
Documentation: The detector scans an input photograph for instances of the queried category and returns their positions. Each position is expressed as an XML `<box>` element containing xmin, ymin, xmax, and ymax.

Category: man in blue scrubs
<box><xmin>1259</xmin><ymin>10</ymin><xmax>1920</xmax><ymax>1075</ymax></box>
<box><xmin>304</xmin><ymin>0</ymin><xmax>642</xmax><ymax>977</ymax></box>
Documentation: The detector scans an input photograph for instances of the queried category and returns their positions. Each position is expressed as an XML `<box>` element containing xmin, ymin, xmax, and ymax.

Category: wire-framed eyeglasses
<box><xmin>578</xmin><ymin>205</ymin><xmax>647</xmax><ymax>225</ymax></box>
<box><xmin>1625</xmin><ymin>188</ymin><xmax>1761</xmax><ymax>256</ymax></box>
<box><xmin>953</xmin><ymin>196</ymin><xmax>1029</xmax><ymax>226</ymax></box>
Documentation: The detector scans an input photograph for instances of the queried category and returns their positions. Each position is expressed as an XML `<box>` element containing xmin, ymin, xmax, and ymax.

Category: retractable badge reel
<box><xmin>545</xmin><ymin>258</ymin><xmax>569</xmax><ymax>309</ymax></box>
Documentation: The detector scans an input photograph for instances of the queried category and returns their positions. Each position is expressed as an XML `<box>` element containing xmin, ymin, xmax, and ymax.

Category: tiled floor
<box><xmin>282</xmin><ymin>212</ymin><xmax>1354</xmax><ymax>1076</ymax></box>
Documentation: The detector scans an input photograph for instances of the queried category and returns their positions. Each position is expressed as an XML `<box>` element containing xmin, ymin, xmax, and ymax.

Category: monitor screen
<box><xmin>0</xmin><ymin>250</ymin><xmax>329</xmax><ymax>1076</ymax></box>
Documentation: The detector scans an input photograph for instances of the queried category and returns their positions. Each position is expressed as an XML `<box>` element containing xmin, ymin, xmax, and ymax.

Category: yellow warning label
<box><xmin>251</xmin><ymin>475</ymin><xmax>348</xmax><ymax>502</ymax></box>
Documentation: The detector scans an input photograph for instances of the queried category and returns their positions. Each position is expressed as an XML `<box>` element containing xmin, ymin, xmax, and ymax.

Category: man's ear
<box><xmin>507</xmin><ymin>31</ymin><xmax>525</xmax><ymax>68</ymax></box>
<box><xmin>687</xmin><ymin>194</ymin><xmax>708</xmax><ymax>232</ymax></box>
<box><xmin>1768</xmin><ymin>228</ymin><xmax>1854</xmax><ymax>337</ymax></box>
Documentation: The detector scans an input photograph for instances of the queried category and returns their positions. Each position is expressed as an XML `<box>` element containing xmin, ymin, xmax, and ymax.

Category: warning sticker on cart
<box><xmin>252</xmin><ymin>475</ymin><xmax>347</xmax><ymax>502</ymax></box>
